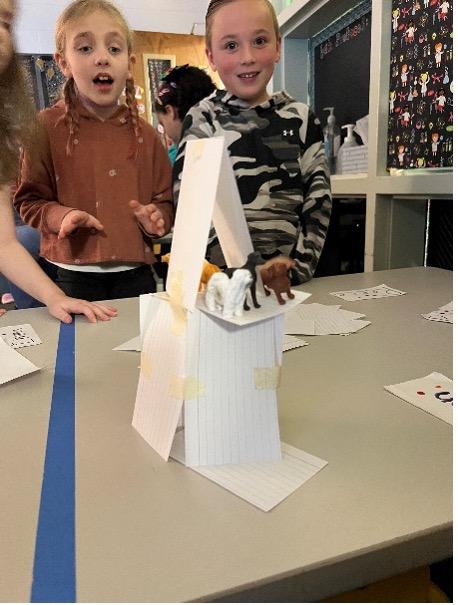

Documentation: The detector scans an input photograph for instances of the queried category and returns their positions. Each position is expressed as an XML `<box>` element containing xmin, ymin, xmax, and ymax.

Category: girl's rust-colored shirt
<box><xmin>14</xmin><ymin>100</ymin><xmax>174</xmax><ymax>266</ymax></box>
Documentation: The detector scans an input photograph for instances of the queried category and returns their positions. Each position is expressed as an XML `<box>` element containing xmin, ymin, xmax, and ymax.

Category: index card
<box><xmin>283</xmin><ymin>335</ymin><xmax>309</xmax><ymax>352</ymax></box>
<box><xmin>284</xmin><ymin>303</ymin><xmax>371</xmax><ymax>335</ymax></box>
<box><xmin>113</xmin><ymin>336</ymin><xmax>141</xmax><ymax>352</ymax></box>
<box><xmin>166</xmin><ymin>139</ymin><xmax>222</xmax><ymax>311</ymax></box>
<box><xmin>183</xmin><ymin>311</ymin><xmax>283</xmax><ymax>467</ymax></box>
<box><xmin>167</xmin><ymin>137</ymin><xmax>254</xmax><ymax>312</ymax></box>
<box><xmin>421</xmin><ymin>301</ymin><xmax>453</xmax><ymax>323</ymax></box>
<box><xmin>330</xmin><ymin>284</ymin><xmax>406</xmax><ymax>301</ymax></box>
<box><xmin>132</xmin><ymin>297</ymin><xmax>187</xmax><ymax>460</ymax></box>
<box><xmin>0</xmin><ymin>337</ymin><xmax>40</xmax><ymax>385</ymax></box>
<box><xmin>212</xmin><ymin>147</ymin><xmax>253</xmax><ymax>268</ymax></box>
<box><xmin>197</xmin><ymin>289</ymin><xmax>311</xmax><ymax>326</ymax></box>
<box><xmin>170</xmin><ymin>431</ymin><xmax>328</xmax><ymax>512</ymax></box>
<box><xmin>385</xmin><ymin>372</ymin><xmax>453</xmax><ymax>425</ymax></box>
<box><xmin>0</xmin><ymin>324</ymin><xmax>42</xmax><ymax>348</ymax></box>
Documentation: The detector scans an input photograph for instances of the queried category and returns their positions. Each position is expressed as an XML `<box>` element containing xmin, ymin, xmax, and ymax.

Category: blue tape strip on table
<box><xmin>31</xmin><ymin>321</ymin><xmax>76</xmax><ymax>603</ymax></box>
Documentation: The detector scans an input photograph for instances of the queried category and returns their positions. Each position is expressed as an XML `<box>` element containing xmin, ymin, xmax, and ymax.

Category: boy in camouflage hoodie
<box><xmin>173</xmin><ymin>0</ymin><xmax>332</xmax><ymax>285</ymax></box>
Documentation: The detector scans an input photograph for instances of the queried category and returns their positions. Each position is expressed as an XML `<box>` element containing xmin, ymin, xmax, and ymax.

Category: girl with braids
<box><xmin>0</xmin><ymin>0</ymin><xmax>116</xmax><ymax>322</ymax></box>
<box><xmin>14</xmin><ymin>0</ymin><xmax>174</xmax><ymax>301</ymax></box>
<box><xmin>154</xmin><ymin>65</ymin><xmax>216</xmax><ymax>162</ymax></box>
<box><xmin>174</xmin><ymin>0</ymin><xmax>331</xmax><ymax>285</ymax></box>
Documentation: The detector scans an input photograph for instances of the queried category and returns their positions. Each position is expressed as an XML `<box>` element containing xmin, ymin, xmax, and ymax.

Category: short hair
<box><xmin>205</xmin><ymin>0</ymin><xmax>280</xmax><ymax>48</ymax></box>
<box><xmin>154</xmin><ymin>65</ymin><xmax>216</xmax><ymax>121</ymax></box>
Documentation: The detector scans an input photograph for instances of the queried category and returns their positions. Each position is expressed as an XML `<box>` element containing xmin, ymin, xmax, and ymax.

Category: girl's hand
<box><xmin>58</xmin><ymin>210</ymin><xmax>104</xmax><ymax>239</ymax></box>
<box><xmin>46</xmin><ymin>295</ymin><xmax>117</xmax><ymax>324</ymax></box>
<box><xmin>129</xmin><ymin>199</ymin><xmax>166</xmax><ymax>237</ymax></box>
<box><xmin>0</xmin><ymin>309</ymin><xmax>6</xmax><ymax>317</ymax></box>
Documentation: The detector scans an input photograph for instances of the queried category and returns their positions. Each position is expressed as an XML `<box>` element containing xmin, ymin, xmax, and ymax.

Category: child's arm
<box><xmin>293</xmin><ymin>108</ymin><xmax>332</xmax><ymax>284</ymax></box>
<box><xmin>14</xmin><ymin>122</ymin><xmax>73</xmax><ymax>234</ymax></box>
<box><xmin>0</xmin><ymin>186</ymin><xmax>116</xmax><ymax>323</ymax></box>
<box><xmin>129</xmin><ymin>130</ymin><xmax>174</xmax><ymax>237</ymax></box>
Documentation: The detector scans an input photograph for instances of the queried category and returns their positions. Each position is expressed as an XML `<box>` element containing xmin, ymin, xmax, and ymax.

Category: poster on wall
<box><xmin>142</xmin><ymin>53</ymin><xmax>176</xmax><ymax>126</ymax></box>
<box><xmin>387</xmin><ymin>0</ymin><xmax>453</xmax><ymax>170</ymax></box>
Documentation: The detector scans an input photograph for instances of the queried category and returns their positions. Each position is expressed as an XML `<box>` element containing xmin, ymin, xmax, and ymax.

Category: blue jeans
<box><xmin>8</xmin><ymin>226</ymin><xmax>57</xmax><ymax>308</ymax></box>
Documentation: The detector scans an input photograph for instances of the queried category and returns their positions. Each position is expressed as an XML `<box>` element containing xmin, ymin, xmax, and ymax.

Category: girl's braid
<box><xmin>124</xmin><ymin>77</ymin><xmax>143</xmax><ymax>159</ymax></box>
<box><xmin>56</xmin><ymin>77</ymin><xmax>81</xmax><ymax>156</ymax></box>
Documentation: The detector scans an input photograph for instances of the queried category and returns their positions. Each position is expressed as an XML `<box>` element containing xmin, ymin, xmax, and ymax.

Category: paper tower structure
<box><xmin>132</xmin><ymin>137</ymin><xmax>304</xmax><ymax>466</ymax></box>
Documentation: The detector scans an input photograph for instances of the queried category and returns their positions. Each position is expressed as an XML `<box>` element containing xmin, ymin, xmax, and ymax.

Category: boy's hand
<box><xmin>58</xmin><ymin>210</ymin><xmax>104</xmax><ymax>239</ymax></box>
<box><xmin>46</xmin><ymin>295</ymin><xmax>117</xmax><ymax>324</ymax></box>
<box><xmin>129</xmin><ymin>199</ymin><xmax>166</xmax><ymax>237</ymax></box>
<box><xmin>260</xmin><ymin>256</ymin><xmax>296</xmax><ymax>273</ymax></box>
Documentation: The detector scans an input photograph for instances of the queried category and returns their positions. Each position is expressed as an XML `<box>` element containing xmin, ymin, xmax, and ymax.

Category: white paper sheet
<box><xmin>183</xmin><ymin>310</ymin><xmax>283</xmax><ymax>466</ymax></box>
<box><xmin>330</xmin><ymin>284</ymin><xmax>406</xmax><ymax>301</ymax></box>
<box><xmin>113</xmin><ymin>335</ymin><xmax>141</xmax><ymax>352</ymax></box>
<box><xmin>421</xmin><ymin>301</ymin><xmax>453</xmax><ymax>323</ymax></box>
<box><xmin>0</xmin><ymin>323</ymin><xmax>42</xmax><ymax>348</ymax></box>
<box><xmin>385</xmin><ymin>372</ymin><xmax>453</xmax><ymax>425</ymax></box>
<box><xmin>283</xmin><ymin>335</ymin><xmax>309</xmax><ymax>352</ymax></box>
<box><xmin>132</xmin><ymin>297</ymin><xmax>187</xmax><ymax>460</ymax></box>
<box><xmin>170</xmin><ymin>430</ymin><xmax>327</xmax><ymax>512</ymax></box>
<box><xmin>0</xmin><ymin>338</ymin><xmax>40</xmax><ymax>385</ymax></box>
<box><xmin>284</xmin><ymin>303</ymin><xmax>371</xmax><ymax>335</ymax></box>
<box><xmin>198</xmin><ymin>289</ymin><xmax>311</xmax><ymax>326</ymax></box>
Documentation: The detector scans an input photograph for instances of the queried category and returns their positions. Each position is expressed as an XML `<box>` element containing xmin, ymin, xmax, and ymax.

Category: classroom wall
<box><xmin>132</xmin><ymin>30</ymin><xmax>221</xmax><ymax>101</ymax></box>
<box><xmin>14</xmin><ymin>0</ymin><xmax>209</xmax><ymax>53</ymax></box>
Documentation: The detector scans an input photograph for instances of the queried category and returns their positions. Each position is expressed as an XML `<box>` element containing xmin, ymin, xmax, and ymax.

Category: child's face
<box><xmin>157</xmin><ymin>105</ymin><xmax>182</xmax><ymax>145</ymax></box>
<box><xmin>206</xmin><ymin>0</ymin><xmax>280</xmax><ymax>106</ymax></box>
<box><xmin>56</xmin><ymin>9</ymin><xmax>134</xmax><ymax>120</ymax></box>
<box><xmin>0</xmin><ymin>0</ymin><xmax>14</xmax><ymax>75</ymax></box>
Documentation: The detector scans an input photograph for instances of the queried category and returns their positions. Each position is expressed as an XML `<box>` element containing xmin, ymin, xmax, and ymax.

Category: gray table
<box><xmin>0</xmin><ymin>267</ymin><xmax>452</xmax><ymax>602</ymax></box>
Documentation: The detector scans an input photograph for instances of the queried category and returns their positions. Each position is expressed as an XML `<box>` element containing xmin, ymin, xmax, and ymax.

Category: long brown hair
<box><xmin>0</xmin><ymin>45</ymin><xmax>37</xmax><ymax>185</ymax></box>
<box><xmin>205</xmin><ymin>0</ymin><xmax>280</xmax><ymax>48</ymax></box>
<box><xmin>55</xmin><ymin>0</ymin><xmax>142</xmax><ymax>156</ymax></box>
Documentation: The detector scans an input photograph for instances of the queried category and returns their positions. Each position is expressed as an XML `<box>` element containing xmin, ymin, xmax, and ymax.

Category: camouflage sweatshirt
<box><xmin>173</xmin><ymin>90</ymin><xmax>332</xmax><ymax>284</ymax></box>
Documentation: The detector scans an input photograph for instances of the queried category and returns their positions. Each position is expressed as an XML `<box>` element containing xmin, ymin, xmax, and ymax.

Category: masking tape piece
<box><xmin>167</xmin><ymin>270</ymin><xmax>187</xmax><ymax>336</ymax></box>
<box><xmin>169</xmin><ymin>376</ymin><xmax>205</xmax><ymax>400</ymax></box>
<box><xmin>140</xmin><ymin>352</ymin><xmax>153</xmax><ymax>380</ymax></box>
<box><xmin>254</xmin><ymin>366</ymin><xmax>282</xmax><ymax>390</ymax></box>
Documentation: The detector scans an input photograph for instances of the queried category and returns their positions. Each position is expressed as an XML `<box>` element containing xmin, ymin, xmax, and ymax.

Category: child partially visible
<box><xmin>14</xmin><ymin>0</ymin><xmax>174</xmax><ymax>302</ymax></box>
<box><xmin>173</xmin><ymin>0</ymin><xmax>331</xmax><ymax>285</ymax></box>
<box><xmin>0</xmin><ymin>0</ymin><xmax>115</xmax><ymax>322</ymax></box>
<box><xmin>154</xmin><ymin>64</ymin><xmax>216</xmax><ymax>161</ymax></box>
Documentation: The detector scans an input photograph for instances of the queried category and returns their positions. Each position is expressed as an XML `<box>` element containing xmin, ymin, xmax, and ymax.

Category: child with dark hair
<box><xmin>14</xmin><ymin>0</ymin><xmax>174</xmax><ymax>302</ymax></box>
<box><xmin>154</xmin><ymin>65</ymin><xmax>216</xmax><ymax>160</ymax></box>
<box><xmin>0</xmin><ymin>0</ymin><xmax>116</xmax><ymax>322</ymax></box>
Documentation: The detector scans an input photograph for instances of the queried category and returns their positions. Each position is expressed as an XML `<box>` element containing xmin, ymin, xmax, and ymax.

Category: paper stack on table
<box><xmin>0</xmin><ymin>337</ymin><xmax>40</xmax><ymax>385</ymax></box>
<box><xmin>385</xmin><ymin>372</ymin><xmax>453</xmax><ymax>425</ymax></box>
<box><xmin>284</xmin><ymin>303</ymin><xmax>371</xmax><ymax>336</ymax></box>
<box><xmin>329</xmin><ymin>284</ymin><xmax>406</xmax><ymax>301</ymax></box>
<box><xmin>421</xmin><ymin>301</ymin><xmax>453</xmax><ymax>324</ymax></box>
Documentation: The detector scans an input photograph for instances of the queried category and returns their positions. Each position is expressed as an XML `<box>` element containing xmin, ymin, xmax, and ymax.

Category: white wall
<box><xmin>14</xmin><ymin>0</ymin><xmax>209</xmax><ymax>54</ymax></box>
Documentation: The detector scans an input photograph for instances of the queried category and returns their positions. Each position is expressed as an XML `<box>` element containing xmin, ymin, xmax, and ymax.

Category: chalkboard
<box><xmin>142</xmin><ymin>53</ymin><xmax>175</xmax><ymax>126</ymax></box>
<box><xmin>311</xmin><ymin>2</ymin><xmax>371</xmax><ymax>140</ymax></box>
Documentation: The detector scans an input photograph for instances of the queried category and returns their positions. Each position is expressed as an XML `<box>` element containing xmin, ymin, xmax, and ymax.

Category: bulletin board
<box><xmin>19</xmin><ymin>55</ymin><xmax>65</xmax><ymax>110</ymax></box>
<box><xmin>387</xmin><ymin>0</ymin><xmax>453</xmax><ymax>170</ymax></box>
<box><xmin>311</xmin><ymin>0</ymin><xmax>372</xmax><ymax>139</ymax></box>
<box><xmin>142</xmin><ymin>53</ymin><xmax>176</xmax><ymax>126</ymax></box>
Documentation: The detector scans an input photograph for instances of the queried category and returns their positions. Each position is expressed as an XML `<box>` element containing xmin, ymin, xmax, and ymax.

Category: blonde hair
<box><xmin>55</xmin><ymin>0</ymin><xmax>141</xmax><ymax>156</ymax></box>
<box><xmin>0</xmin><ymin>0</ymin><xmax>37</xmax><ymax>185</ymax></box>
<box><xmin>205</xmin><ymin>0</ymin><xmax>280</xmax><ymax>47</ymax></box>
